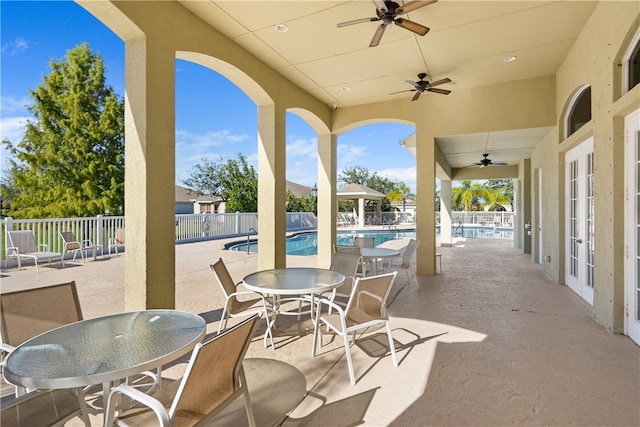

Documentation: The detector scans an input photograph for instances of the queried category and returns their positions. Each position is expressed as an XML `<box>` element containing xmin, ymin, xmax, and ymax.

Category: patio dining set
<box><xmin>0</xmin><ymin>237</ymin><xmax>420</xmax><ymax>426</ymax></box>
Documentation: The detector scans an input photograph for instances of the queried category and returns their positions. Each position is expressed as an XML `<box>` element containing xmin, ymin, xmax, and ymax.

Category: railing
<box><xmin>2</xmin><ymin>212</ymin><xmax>317</xmax><ymax>264</ymax></box>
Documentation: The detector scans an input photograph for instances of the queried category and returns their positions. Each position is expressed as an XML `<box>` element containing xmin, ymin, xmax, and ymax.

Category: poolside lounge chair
<box><xmin>5</xmin><ymin>230</ymin><xmax>64</xmax><ymax>272</ymax></box>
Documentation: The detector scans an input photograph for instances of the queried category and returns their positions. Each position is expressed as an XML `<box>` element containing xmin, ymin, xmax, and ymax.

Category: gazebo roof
<box><xmin>337</xmin><ymin>183</ymin><xmax>386</xmax><ymax>200</ymax></box>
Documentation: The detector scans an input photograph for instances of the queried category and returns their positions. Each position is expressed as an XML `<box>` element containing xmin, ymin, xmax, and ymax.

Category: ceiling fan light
<box><xmin>274</xmin><ymin>24</ymin><xmax>289</xmax><ymax>33</ymax></box>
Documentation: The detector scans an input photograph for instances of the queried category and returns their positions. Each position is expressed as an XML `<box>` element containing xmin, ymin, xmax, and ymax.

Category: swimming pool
<box><xmin>227</xmin><ymin>227</ymin><xmax>514</xmax><ymax>256</ymax></box>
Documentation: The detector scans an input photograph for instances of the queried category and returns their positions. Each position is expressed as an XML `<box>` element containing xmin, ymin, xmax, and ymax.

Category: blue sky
<box><xmin>1</xmin><ymin>1</ymin><xmax>418</xmax><ymax>192</ymax></box>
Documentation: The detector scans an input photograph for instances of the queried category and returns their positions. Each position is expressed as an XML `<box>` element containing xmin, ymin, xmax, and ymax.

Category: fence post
<box><xmin>235</xmin><ymin>211</ymin><xmax>240</xmax><ymax>234</ymax></box>
<box><xmin>96</xmin><ymin>215</ymin><xmax>104</xmax><ymax>250</ymax></box>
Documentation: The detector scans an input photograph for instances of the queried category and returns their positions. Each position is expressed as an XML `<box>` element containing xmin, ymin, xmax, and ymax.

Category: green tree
<box><xmin>184</xmin><ymin>153</ymin><xmax>258</xmax><ymax>212</ymax></box>
<box><xmin>2</xmin><ymin>43</ymin><xmax>124</xmax><ymax>218</ymax></box>
<box><xmin>338</xmin><ymin>166</ymin><xmax>395</xmax><ymax>211</ymax></box>
<box><xmin>286</xmin><ymin>191</ymin><xmax>316</xmax><ymax>213</ymax></box>
<box><xmin>486</xmin><ymin>179</ymin><xmax>514</xmax><ymax>210</ymax></box>
<box><xmin>387</xmin><ymin>181</ymin><xmax>412</xmax><ymax>212</ymax></box>
<box><xmin>452</xmin><ymin>180</ymin><xmax>487</xmax><ymax>211</ymax></box>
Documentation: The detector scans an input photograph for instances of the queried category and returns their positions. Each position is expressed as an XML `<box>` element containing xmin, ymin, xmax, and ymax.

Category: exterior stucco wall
<box><xmin>552</xmin><ymin>2</ymin><xmax>640</xmax><ymax>332</ymax></box>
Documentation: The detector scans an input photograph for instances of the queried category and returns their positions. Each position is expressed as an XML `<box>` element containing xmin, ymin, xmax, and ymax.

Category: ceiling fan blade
<box><xmin>370</xmin><ymin>23</ymin><xmax>388</xmax><ymax>47</ymax></box>
<box><xmin>397</xmin><ymin>0</ymin><xmax>438</xmax><ymax>15</ymax></box>
<box><xmin>390</xmin><ymin>89</ymin><xmax>415</xmax><ymax>95</ymax></box>
<box><xmin>405</xmin><ymin>80</ymin><xmax>421</xmax><ymax>90</ymax></box>
<box><xmin>412</xmin><ymin>91</ymin><xmax>422</xmax><ymax>101</ymax></box>
<box><xmin>337</xmin><ymin>17</ymin><xmax>379</xmax><ymax>27</ymax></box>
<box><xmin>372</xmin><ymin>0</ymin><xmax>388</xmax><ymax>12</ymax></box>
<box><xmin>492</xmin><ymin>161</ymin><xmax>508</xmax><ymax>166</ymax></box>
<box><xmin>428</xmin><ymin>78</ymin><xmax>452</xmax><ymax>87</ymax></box>
<box><xmin>427</xmin><ymin>87</ymin><xmax>451</xmax><ymax>95</ymax></box>
<box><xmin>394</xmin><ymin>18</ymin><xmax>429</xmax><ymax>36</ymax></box>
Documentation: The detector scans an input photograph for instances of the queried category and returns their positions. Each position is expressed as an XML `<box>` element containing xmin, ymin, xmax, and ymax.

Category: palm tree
<box><xmin>387</xmin><ymin>182</ymin><xmax>412</xmax><ymax>212</ymax></box>
<box><xmin>452</xmin><ymin>180</ymin><xmax>486</xmax><ymax>211</ymax></box>
<box><xmin>484</xmin><ymin>186</ymin><xmax>511</xmax><ymax>211</ymax></box>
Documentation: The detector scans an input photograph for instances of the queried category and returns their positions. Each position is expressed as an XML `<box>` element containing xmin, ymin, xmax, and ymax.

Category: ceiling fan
<box><xmin>337</xmin><ymin>0</ymin><xmax>437</xmax><ymax>47</ymax></box>
<box><xmin>391</xmin><ymin>73</ymin><xmax>452</xmax><ymax>101</ymax></box>
<box><xmin>473</xmin><ymin>153</ymin><xmax>508</xmax><ymax>168</ymax></box>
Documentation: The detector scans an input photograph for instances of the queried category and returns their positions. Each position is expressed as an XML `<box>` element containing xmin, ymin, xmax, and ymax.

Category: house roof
<box><xmin>337</xmin><ymin>183</ymin><xmax>386</xmax><ymax>200</ymax></box>
<box><xmin>175</xmin><ymin>185</ymin><xmax>221</xmax><ymax>203</ymax></box>
<box><xmin>286</xmin><ymin>180</ymin><xmax>314</xmax><ymax>198</ymax></box>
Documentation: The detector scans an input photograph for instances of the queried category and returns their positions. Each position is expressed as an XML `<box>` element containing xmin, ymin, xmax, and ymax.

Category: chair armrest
<box><xmin>104</xmin><ymin>384</ymin><xmax>170</xmax><ymax>427</ymax></box>
<box><xmin>316</xmin><ymin>297</ymin><xmax>345</xmax><ymax>317</ymax></box>
<box><xmin>82</xmin><ymin>239</ymin><xmax>94</xmax><ymax>248</ymax></box>
<box><xmin>1</xmin><ymin>343</ymin><xmax>16</xmax><ymax>354</ymax></box>
<box><xmin>38</xmin><ymin>243</ymin><xmax>49</xmax><ymax>251</ymax></box>
<box><xmin>6</xmin><ymin>246</ymin><xmax>19</xmax><ymax>256</ymax></box>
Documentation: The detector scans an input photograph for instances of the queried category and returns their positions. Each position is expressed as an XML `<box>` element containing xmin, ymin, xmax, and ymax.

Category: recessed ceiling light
<box><xmin>341</xmin><ymin>86</ymin><xmax>351</xmax><ymax>91</ymax></box>
<box><xmin>503</xmin><ymin>55</ymin><xmax>517</xmax><ymax>63</ymax></box>
<box><xmin>274</xmin><ymin>24</ymin><xmax>288</xmax><ymax>33</ymax></box>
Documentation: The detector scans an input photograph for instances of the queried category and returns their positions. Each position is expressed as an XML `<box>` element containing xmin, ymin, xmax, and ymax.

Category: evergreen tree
<box><xmin>2</xmin><ymin>43</ymin><xmax>124</xmax><ymax>218</ymax></box>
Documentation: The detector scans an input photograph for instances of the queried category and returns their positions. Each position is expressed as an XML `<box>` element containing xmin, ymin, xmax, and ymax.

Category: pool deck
<box><xmin>1</xmin><ymin>228</ymin><xmax>639</xmax><ymax>426</ymax></box>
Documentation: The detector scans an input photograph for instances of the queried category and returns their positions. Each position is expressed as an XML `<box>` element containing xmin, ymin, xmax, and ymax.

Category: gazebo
<box><xmin>336</xmin><ymin>183</ymin><xmax>386</xmax><ymax>228</ymax></box>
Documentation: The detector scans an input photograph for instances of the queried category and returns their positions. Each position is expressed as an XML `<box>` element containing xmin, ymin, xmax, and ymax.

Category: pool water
<box><xmin>228</xmin><ymin>227</ymin><xmax>513</xmax><ymax>256</ymax></box>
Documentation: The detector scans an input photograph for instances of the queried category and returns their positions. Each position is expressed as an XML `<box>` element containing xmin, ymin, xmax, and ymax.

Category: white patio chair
<box><xmin>312</xmin><ymin>272</ymin><xmax>399</xmax><ymax>385</ymax></box>
<box><xmin>59</xmin><ymin>231</ymin><xmax>98</xmax><ymax>264</ymax></box>
<box><xmin>105</xmin><ymin>315</ymin><xmax>259</xmax><ymax>427</ymax></box>
<box><xmin>389</xmin><ymin>239</ymin><xmax>420</xmax><ymax>283</ymax></box>
<box><xmin>210</xmin><ymin>258</ymin><xmax>274</xmax><ymax>348</ymax></box>
<box><xmin>6</xmin><ymin>230</ymin><xmax>64</xmax><ymax>272</ymax></box>
<box><xmin>0</xmin><ymin>388</ymin><xmax>89</xmax><ymax>427</ymax></box>
<box><xmin>325</xmin><ymin>247</ymin><xmax>362</xmax><ymax>309</ymax></box>
<box><xmin>108</xmin><ymin>227</ymin><xmax>125</xmax><ymax>256</ymax></box>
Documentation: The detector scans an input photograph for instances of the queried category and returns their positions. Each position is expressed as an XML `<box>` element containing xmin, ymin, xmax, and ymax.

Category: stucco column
<box><xmin>518</xmin><ymin>158</ymin><xmax>532</xmax><ymax>253</ymax></box>
<box><xmin>358</xmin><ymin>198</ymin><xmax>365</xmax><ymax>227</ymax></box>
<box><xmin>123</xmin><ymin>37</ymin><xmax>176</xmax><ymax>310</ymax></box>
<box><xmin>415</xmin><ymin>131</ymin><xmax>437</xmax><ymax>276</ymax></box>
<box><xmin>376</xmin><ymin>200</ymin><xmax>382</xmax><ymax>224</ymax></box>
<box><xmin>257</xmin><ymin>103</ymin><xmax>286</xmax><ymax>270</ymax></box>
<box><xmin>317</xmin><ymin>133</ymin><xmax>337</xmax><ymax>267</ymax></box>
<box><xmin>440</xmin><ymin>179</ymin><xmax>453</xmax><ymax>247</ymax></box>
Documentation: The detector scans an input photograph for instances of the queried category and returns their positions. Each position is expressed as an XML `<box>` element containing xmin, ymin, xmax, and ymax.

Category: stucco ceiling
<box><xmin>178</xmin><ymin>0</ymin><xmax>598</xmax><ymax>171</ymax></box>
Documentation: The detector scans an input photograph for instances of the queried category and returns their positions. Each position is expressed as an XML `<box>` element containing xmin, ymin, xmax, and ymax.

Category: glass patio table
<box><xmin>243</xmin><ymin>267</ymin><xmax>345</xmax><ymax>331</ymax></box>
<box><xmin>361</xmin><ymin>247</ymin><xmax>400</xmax><ymax>275</ymax></box>
<box><xmin>3</xmin><ymin>310</ymin><xmax>206</xmax><ymax>392</ymax></box>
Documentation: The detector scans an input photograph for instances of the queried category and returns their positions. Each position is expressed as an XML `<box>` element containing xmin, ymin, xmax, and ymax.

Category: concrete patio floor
<box><xmin>1</xmin><ymin>235</ymin><xmax>639</xmax><ymax>426</ymax></box>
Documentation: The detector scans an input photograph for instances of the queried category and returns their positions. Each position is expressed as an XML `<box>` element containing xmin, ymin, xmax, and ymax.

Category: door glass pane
<box><xmin>586</xmin><ymin>152</ymin><xmax>594</xmax><ymax>288</ymax></box>
<box><xmin>570</xmin><ymin>159</ymin><xmax>579</xmax><ymax>277</ymax></box>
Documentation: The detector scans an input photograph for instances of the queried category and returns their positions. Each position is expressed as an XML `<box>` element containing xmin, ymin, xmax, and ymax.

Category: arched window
<box><xmin>566</xmin><ymin>86</ymin><xmax>592</xmax><ymax>137</ymax></box>
<box><xmin>625</xmin><ymin>31</ymin><xmax>640</xmax><ymax>92</ymax></box>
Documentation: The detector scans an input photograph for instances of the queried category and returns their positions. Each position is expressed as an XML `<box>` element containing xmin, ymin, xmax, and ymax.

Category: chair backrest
<box><xmin>60</xmin><ymin>232</ymin><xmax>81</xmax><ymax>250</ymax></box>
<box><xmin>0</xmin><ymin>281</ymin><xmax>83</xmax><ymax>348</ymax></box>
<box><xmin>354</xmin><ymin>237</ymin><xmax>375</xmax><ymax>248</ymax></box>
<box><xmin>400</xmin><ymin>239</ymin><xmax>420</xmax><ymax>268</ymax></box>
<box><xmin>6</xmin><ymin>231</ymin><xmax>38</xmax><ymax>253</ymax></box>
<box><xmin>334</xmin><ymin>245</ymin><xmax>361</xmax><ymax>255</ymax></box>
<box><xmin>210</xmin><ymin>258</ymin><xmax>250</xmax><ymax>316</ymax></box>
<box><xmin>169</xmin><ymin>315</ymin><xmax>259</xmax><ymax>426</ymax></box>
<box><xmin>330</xmin><ymin>250</ymin><xmax>362</xmax><ymax>297</ymax></box>
<box><xmin>346</xmin><ymin>272</ymin><xmax>397</xmax><ymax>323</ymax></box>
<box><xmin>115</xmin><ymin>228</ymin><xmax>125</xmax><ymax>245</ymax></box>
<box><xmin>1</xmin><ymin>389</ymin><xmax>84</xmax><ymax>427</ymax></box>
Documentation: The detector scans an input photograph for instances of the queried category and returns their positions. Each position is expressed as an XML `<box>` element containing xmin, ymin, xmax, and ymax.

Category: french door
<box><xmin>565</xmin><ymin>138</ymin><xmax>594</xmax><ymax>305</ymax></box>
<box><xmin>625</xmin><ymin>109</ymin><xmax>640</xmax><ymax>345</ymax></box>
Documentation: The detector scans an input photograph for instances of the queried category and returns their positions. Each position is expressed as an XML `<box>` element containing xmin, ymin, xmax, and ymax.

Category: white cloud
<box><xmin>0</xmin><ymin>115</ymin><xmax>29</xmax><ymax>143</ymax></box>
<box><xmin>337</xmin><ymin>143</ymin><xmax>368</xmax><ymax>166</ymax></box>
<box><xmin>378</xmin><ymin>166</ymin><xmax>417</xmax><ymax>193</ymax></box>
<box><xmin>1</xmin><ymin>96</ymin><xmax>31</xmax><ymax>115</ymax></box>
<box><xmin>286</xmin><ymin>137</ymin><xmax>317</xmax><ymax>159</ymax></box>
<box><xmin>1</xmin><ymin>37</ymin><xmax>28</xmax><ymax>56</ymax></box>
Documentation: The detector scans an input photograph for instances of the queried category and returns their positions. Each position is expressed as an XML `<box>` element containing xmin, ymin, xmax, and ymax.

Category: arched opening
<box><xmin>565</xmin><ymin>86</ymin><xmax>592</xmax><ymax>138</ymax></box>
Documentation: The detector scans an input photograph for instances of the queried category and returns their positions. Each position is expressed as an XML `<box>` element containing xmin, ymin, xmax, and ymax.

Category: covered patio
<box><xmin>1</xmin><ymin>238</ymin><xmax>638</xmax><ymax>426</ymax></box>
